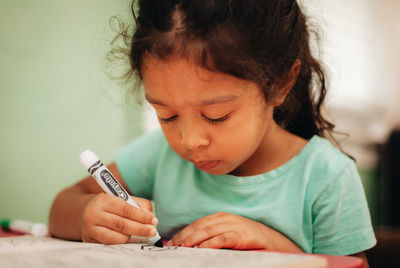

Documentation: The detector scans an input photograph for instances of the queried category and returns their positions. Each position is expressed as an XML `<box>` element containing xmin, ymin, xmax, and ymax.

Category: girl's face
<box><xmin>142</xmin><ymin>55</ymin><xmax>280</xmax><ymax>176</ymax></box>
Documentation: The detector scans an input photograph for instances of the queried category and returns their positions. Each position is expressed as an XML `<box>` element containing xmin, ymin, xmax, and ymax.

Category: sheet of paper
<box><xmin>0</xmin><ymin>235</ymin><xmax>326</xmax><ymax>268</ymax></box>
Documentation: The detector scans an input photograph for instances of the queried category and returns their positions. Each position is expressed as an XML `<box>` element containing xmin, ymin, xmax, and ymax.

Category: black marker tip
<box><xmin>154</xmin><ymin>238</ymin><xmax>163</xmax><ymax>248</ymax></box>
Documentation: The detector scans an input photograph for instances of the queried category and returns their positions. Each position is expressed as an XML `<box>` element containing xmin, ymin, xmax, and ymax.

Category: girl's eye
<box><xmin>158</xmin><ymin>113</ymin><xmax>231</xmax><ymax>125</ymax></box>
<box><xmin>158</xmin><ymin>115</ymin><xmax>178</xmax><ymax>123</ymax></box>
<box><xmin>202</xmin><ymin>113</ymin><xmax>231</xmax><ymax>125</ymax></box>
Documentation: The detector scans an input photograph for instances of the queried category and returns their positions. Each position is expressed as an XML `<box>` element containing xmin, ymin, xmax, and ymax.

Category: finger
<box><xmin>181</xmin><ymin>222</ymin><xmax>228</xmax><ymax>247</ymax></box>
<box><xmin>169</xmin><ymin>214</ymin><xmax>220</xmax><ymax>246</ymax></box>
<box><xmin>98</xmin><ymin>211</ymin><xmax>157</xmax><ymax>237</ymax></box>
<box><xmin>197</xmin><ymin>232</ymin><xmax>239</xmax><ymax>249</ymax></box>
<box><xmin>170</xmin><ymin>214</ymin><xmax>232</xmax><ymax>247</ymax></box>
<box><xmin>103</xmin><ymin>195</ymin><xmax>157</xmax><ymax>225</ymax></box>
<box><xmin>87</xmin><ymin>225</ymin><xmax>131</xmax><ymax>245</ymax></box>
<box><xmin>82</xmin><ymin>234</ymin><xmax>100</xmax><ymax>244</ymax></box>
<box><xmin>132</xmin><ymin>196</ymin><xmax>153</xmax><ymax>213</ymax></box>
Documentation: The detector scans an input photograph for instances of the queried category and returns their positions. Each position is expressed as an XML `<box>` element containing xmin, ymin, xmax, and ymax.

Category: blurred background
<box><xmin>0</xmin><ymin>0</ymin><xmax>143</xmax><ymax>223</ymax></box>
<box><xmin>0</xmin><ymin>0</ymin><xmax>399</xmax><ymax>264</ymax></box>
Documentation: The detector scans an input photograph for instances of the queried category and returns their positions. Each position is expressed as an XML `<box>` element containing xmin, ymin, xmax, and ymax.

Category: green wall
<box><xmin>0</xmin><ymin>1</ymin><xmax>142</xmax><ymax>224</ymax></box>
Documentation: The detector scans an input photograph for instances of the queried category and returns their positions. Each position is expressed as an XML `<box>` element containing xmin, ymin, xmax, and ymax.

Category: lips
<box><xmin>194</xmin><ymin>160</ymin><xmax>220</xmax><ymax>171</ymax></box>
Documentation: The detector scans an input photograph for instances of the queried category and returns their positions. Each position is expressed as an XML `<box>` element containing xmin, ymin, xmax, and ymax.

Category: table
<box><xmin>0</xmin><ymin>229</ymin><xmax>363</xmax><ymax>268</ymax></box>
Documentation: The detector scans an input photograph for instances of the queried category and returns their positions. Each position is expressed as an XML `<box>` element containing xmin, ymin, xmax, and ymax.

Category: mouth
<box><xmin>193</xmin><ymin>160</ymin><xmax>220</xmax><ymax>171</ymax></box>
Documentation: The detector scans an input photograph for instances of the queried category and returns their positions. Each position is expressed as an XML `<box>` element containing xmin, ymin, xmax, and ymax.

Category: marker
<box><xmin>0</xmin><ymin>219</ymin><xmax>48</xmax><ymax>236</ymax></box>
<box><xmin>79</xmin><ymin>149</ymin><xmax>163</xmax><ymax>247</ymax></box>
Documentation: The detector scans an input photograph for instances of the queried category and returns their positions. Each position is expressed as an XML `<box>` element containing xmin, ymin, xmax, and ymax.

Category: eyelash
<box><xmin>159</xmin><ymin>113</ymin><xmax>231</xmax><ymax>125</ymax></box>
<box><xmin>159</xmin><ymin>115</ymin><xmax>178</xmax><ymax>123</ymax></box>
<box><xmin>202</xmin><ymin>113</ymin><xmax>230</xmax><ymax>125</ymax></box>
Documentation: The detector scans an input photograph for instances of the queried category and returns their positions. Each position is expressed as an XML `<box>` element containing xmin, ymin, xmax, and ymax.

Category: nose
<box><xmin>180</xmin><ymin>121</ymin><xmax>210</xmax><ymax>150</ymax></box>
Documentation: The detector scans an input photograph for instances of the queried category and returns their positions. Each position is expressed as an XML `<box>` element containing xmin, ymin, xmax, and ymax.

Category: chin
<box><xmin>206</xmin><ymin>165</ymin><xmax>237</xmax><ymax>176</ymax></box>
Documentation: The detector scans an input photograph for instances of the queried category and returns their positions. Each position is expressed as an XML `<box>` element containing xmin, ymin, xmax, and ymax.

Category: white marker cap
<box><xmin>30</xmin><ymin>223</ymin><xmax>49</xmax><ymax>237</ymax></box>
<box><xmin>79</xmin><ymin>149</ymin><xmax>100</xmax><ymax>170</ymax></box>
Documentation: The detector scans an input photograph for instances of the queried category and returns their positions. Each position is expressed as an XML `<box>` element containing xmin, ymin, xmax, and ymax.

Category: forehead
<box><xmin>142</xmin><ymin>55</ymin><xmax>261</xmax><ymax>105</ymax></box>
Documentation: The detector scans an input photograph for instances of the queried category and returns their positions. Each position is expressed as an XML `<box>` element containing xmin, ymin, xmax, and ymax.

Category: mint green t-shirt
<box><xmin>115</xmin><ymin>130</ymin><xmax>376</xmax><ymax>255</ymax></box>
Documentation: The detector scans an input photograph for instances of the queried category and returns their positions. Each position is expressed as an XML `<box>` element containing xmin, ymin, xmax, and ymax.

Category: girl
<box><xmin>49</xmin><ymin>0</ymin><xmax>376</xmax><ymax>266</ymax></box>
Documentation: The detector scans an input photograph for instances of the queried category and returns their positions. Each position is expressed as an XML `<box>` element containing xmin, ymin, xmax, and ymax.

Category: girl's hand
<box><xmin>165</xmin><ymin>212</ymin><xmax>303</xmax><ymax>252</ymax></box>
<box><xmin>80</xmin><ymin>193</ymin><xmax>158</xmax><ymax>244</ymax></box>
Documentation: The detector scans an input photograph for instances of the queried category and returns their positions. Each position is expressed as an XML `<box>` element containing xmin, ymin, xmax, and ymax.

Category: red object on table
<box><xmin>254</xmin><ymin>250</ymin><xmax>363</xmax><ymax>268</ymax></box>
<box><xmin>319</xmin><ymin>254</ymin><xmax>363</xmax><ymax>268</ymax></box>
<box><xmin>0</xmin><ymin>228</ymin><xmax>24</xmax><ymax>237</ymax></box>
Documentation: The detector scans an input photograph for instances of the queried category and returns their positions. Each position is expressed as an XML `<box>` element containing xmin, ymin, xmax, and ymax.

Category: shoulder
<box><xmin>115</xmin><ymin>129</ymin><xmax>172</xmax><ymax>172</ymax></box>
<box><xmin>116</xmin><ymin>128</ymin><xmax>186</xmax><ymax>170</ymax></box>
<box><xmin>304</xmin><ymin>135</ymin><xmax>353</xmax><ymax>169</ymax></box>
<box><xmin>114</xmin><ymin>129</ymin><xmax>180</xmax><ymax>198</ymax></box>
<box><xmin>300</xmin><ymin>135</ymin><xmax>356</xmax><ymax>181</ymax></box>
<box><xmin>302</xmin><ymin>137</ymin><xmax>376</xmax><ymax>254</ymax></box>
<box><xmin>298</xmin><ymin>135</ymin><xmax>360</xmax><ymax>199</ymax></box>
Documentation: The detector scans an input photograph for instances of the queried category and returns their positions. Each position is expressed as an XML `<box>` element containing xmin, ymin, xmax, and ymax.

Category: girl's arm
<box><xmin>166</xmin><ymin>211</ymin><xmax>303</xmax><ymax>252</ymax></box>
<box><xmin>166</xmin><ymin>213</ymin><xmax>370</xmax><ymax>268</ymax></box>
<box><xmin>49</xmin><ymin>163</ymin><xmax>158</xmax><ymax>243</ymax></box>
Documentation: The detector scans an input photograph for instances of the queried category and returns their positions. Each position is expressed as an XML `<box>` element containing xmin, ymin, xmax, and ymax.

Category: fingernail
<box><xmin>178</xmin><ymin>243</ymin><xmax>184</xmax><ymax>247</ymax></box>
<box><xmin>194</xmin><ymin>245</ymin><xmax>199</xmax><ymax>248</ymax></box>
<box><xmin>165</xmin><ymin>240</ymin><xmax>172</xmax><ymax>246</ymax></box>
<box><xmin>152</xmin><ymin>217</ymin><xmax>158</xmax><ymax>225</ymax></box>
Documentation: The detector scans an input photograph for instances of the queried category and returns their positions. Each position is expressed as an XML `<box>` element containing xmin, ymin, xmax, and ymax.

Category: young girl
<box><xmin>49</xmin><ymin>0</ymin><xmax>376</xmax><ymax>266</ymax></box>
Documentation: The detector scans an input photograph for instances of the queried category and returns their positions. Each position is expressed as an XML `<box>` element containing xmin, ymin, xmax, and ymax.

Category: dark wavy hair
<box><xmin>112</xmin><ymin>0</ymin><xmax>336</xmax><ymax>141</ymax></box>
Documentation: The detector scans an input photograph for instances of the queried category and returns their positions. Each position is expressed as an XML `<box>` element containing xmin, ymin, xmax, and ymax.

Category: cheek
<box><xmin>215</xmin><ymin>130</ymin><xmax>257</xmax><ymax>158</ymax></box>
<box><xmin>217</xmin><ymin>116</ymin><xmax>268</xmax><ymax>156</ymax></box>
<box><xmin>160</xmin><ymin>125</ymin><xmax>186</xmax><ymax>155</ymax></box>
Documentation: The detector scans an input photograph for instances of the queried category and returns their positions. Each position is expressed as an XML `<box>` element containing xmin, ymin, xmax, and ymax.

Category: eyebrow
<box><xmin>145</xmin><ymin>94</ymin><xmax>240</xmax><ymax>106</ymax></box>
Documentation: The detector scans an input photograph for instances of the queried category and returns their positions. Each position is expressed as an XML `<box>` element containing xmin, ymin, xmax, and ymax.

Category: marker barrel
<box><xmin>79</xmin><ymin>149</ymin><xmax>162</xmax><ymax>246</ymax></box>
<box><xmin>0</xmin><ymin>219</ymin><xmax>48</xmax><ymax>236</ymax></box>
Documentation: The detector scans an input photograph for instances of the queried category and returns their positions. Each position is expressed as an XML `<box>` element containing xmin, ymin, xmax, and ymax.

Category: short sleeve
<box><xmin>115</xmin><ymin>130</ymin><xmax>165</xmax><ymax>200</ymax></box>
<box><xmin>312</xmin><ymin>162</ymin><xmax>377</xmax><ymax>255</ymax></box>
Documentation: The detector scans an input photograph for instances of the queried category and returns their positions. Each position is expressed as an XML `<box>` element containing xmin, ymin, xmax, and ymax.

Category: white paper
<box><xmin>0</xmin><ymin>235</ymin><xmax>326</xmax><ymax>268</ymax></box>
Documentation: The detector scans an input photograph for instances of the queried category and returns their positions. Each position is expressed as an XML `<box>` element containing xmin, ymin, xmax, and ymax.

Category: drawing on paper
<box><xmin>140</xmin><ymin>244</ymin><xmax>179</xmax><ymax>251</ymax></box>
<box><xmin>0</xmin><ymin>235</ymin><xmax>327</xmax><ymax>268</ymax></box>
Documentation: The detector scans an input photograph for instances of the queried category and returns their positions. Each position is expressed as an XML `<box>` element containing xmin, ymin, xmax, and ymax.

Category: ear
<box><xmin>272</xmin><ymin>59</ymin><xmax>301</xmax><ymax>106</ymax></box>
